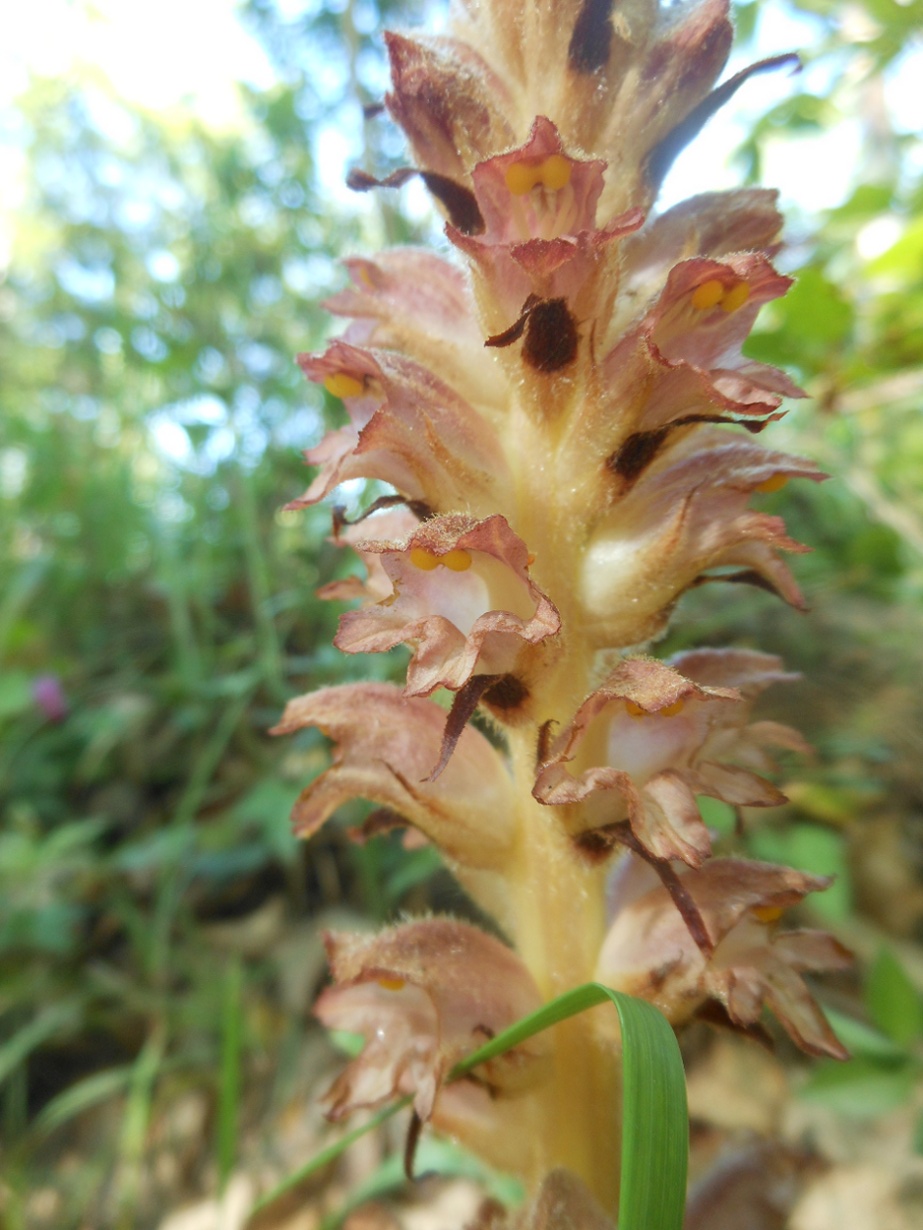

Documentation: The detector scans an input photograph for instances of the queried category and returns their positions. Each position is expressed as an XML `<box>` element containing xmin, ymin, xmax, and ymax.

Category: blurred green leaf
<box><xmin>825</xmin><ymin>1008</ymin><xmax>911</xmax><ymax>1062</ymax></box>
<box><xmin>865</xmin><ymin>949</ymin><xmax>923</xmax><ymax>1047</ymax></box>
<box><xmin>748</xmin><ymin>824</ymin><xmax>852</xmax><ymax>922</ymax></box>
<box><xmin>800</xmin><ymin>1056</ymin><xmax>919</xmax><ymax>1117</ymax></box>
<box><xmin>0</xmin><ymin>671</ymin><xmax>33</xmax><ymax>721</ymax></box>
<box><xmin>0</xmin><ymin>1001</ymin><xmax>83</xmax><ymax>1088</ymax></box>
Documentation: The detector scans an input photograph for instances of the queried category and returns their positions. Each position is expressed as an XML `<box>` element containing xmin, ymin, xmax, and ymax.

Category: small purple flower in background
<box><xmin>32</xmin><ymin>673</ymin><xmax>68</xmax><ymax>723</ymax></box>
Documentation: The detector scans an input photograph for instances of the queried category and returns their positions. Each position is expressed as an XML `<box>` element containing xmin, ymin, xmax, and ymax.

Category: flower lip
<box><xmin>271</xmin><ymin>681</ymin><xmax>515</xmax><ymax>870</ymax></box>
<box><xmin>472</xmin><ymin>117</ymin><xmax>607</xmax><ymax>244</ymax></box>
<box><xmin>535</xmin><ymin>652</ymin><xmax>800</xmax><ymax>869</ymax></box>
<box><xmin>597</xmin><ymin>856</ymin><xmax>851</xmax><ymax>1059</ymax></box>
<box><xmin>334</xmin><ymin>514</ymin><xmax>562</xmax><ymax>698</ymax></box>
<box><xmin>316</xmin><ymin>918</ymin><xmax>548</xmax><ymax>1122</ymax></box>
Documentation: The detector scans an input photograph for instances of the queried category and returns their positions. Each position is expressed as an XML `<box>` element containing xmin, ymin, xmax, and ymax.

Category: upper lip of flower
<box><xmin>314</xmin><ymin>917</ymin><xmax>548</xmax><ymax>1125</ymax></box>
<box><xmin>270</xmin><ymin>681</ymin><xmax>516</xmax><ymax>872</ymax></box>
<box><xmin>596</xmin><ymin>855</ymin><xmax>851</xmax><ymax>1059</ymax></box>
<box><xmin>332</xmin><ymin>513</ymin><xmax>562</xmax><ymax>699</ymax></box>
<box><xmin>533</xmin><ymin>652</ymin><xmax>799</xmax><ymax>872</ymax></box>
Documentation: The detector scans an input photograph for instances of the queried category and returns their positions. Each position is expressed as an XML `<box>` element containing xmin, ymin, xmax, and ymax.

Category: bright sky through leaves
<box><xmin>2</xmin><ymin>0</ymin><xmax>921</xmax><ymax>229</ymax></box>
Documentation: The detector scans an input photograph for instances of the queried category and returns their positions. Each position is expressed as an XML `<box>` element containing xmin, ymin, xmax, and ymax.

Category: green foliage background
<box><xmin>0</xmin><ymin>1</ymin><xmax>921</xmax><ymax>1225</ymax></box>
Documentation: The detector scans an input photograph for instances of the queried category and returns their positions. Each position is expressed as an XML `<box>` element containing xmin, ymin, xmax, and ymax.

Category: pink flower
<box><xmin>577</xmin><ymin>432</ymin><xmax>824</xmax><ymax>646</ymax></box>
<box><xmin>597</xmin><ymin>856</ymin><xmax>851</xmax><ymax>1058</ymax></box>
<box><xmin>289</xmin><ymin>344</ymin><xmax>509</xmax><ymax>518</ymax></box>
<box><xmin>449</xmin><ymin>117</ymin><xmax>644</xmax><ymax>331</ymax></box>
<box><xmin>315</xmin><ymin>918</ymin><xmax>548</xmax><ymax>1172</ymax></box>
<box><xmin>333</xmin><ymin>514</ymin><xmax>561</xmax><ymax>702</ymax></box>
<box><xmin>323</xmin><ymin>248</ymin><xmax>500</xmax><ymax>414</ymax></box>
<box><xmin>271</xmin><ymin>682</ymin><xmax>516</xmax><ymax>927</ymax></box>
<box><xmin>534</xmin><ymin>651</ymin><xmax>801</xmax><ymax>867</ymax></box>
<box><xmin>32</xmin><ymin>674</ymin><xmax>68</xmax><ymax>723</ymax></box>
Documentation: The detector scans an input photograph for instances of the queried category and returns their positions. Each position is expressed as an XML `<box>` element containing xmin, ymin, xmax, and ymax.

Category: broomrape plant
<box><xmin>273</xmin><ymin>0</ymin><xmax>850</xmax><ymax>1223</ymax></box>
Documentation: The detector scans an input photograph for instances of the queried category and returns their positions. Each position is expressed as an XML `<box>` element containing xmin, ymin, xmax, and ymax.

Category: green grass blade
<box><xmin>253</xmin><ymin>981</ymin><xmax>687</xmax><ymax>1226</ymax></box>
<box><xmin>0</xmin><ymin>1000</ymin><xmax>82</xmax><ymax>1089</ymax></box>
<box><xmin>31</xmin><ymin>1066</ymin><xmax>134</xmax><ymax>1138</ymax></box>
<box><xmin>249</xmin><ymin>1098</ymin><xmax>411</xmax><ymax>1214</ymax></box>
<box><xmin>217</xmin><ymin>957</ymin><xmax>244</xmax><ymax>1190</ymax></box>
<box><xmin>606</xmin><ymin>988</ymin><xmax>687</xmax><ymax>1230</ymax></box>
<box><xmin>450</xmin><ymin>983</ymin><xmax>687</xmax><ymax>1230</ymax></box>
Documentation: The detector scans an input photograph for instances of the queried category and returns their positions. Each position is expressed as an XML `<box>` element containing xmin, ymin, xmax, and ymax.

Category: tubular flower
<box><xmin>280</xmin><ymin>0</ymin><xmax>850</xmax><ymax>1216</ymax></box>
<box><xmin>271</xmin><ymin>682</ymin><xmax>517</xmax><ymax>928</ymax></box>
<box><xmin>333</xmin><ymin>514</ymin><xmax>562</xmax><ymax>701</ymax></box>
<box><xmin>597</xmin><ymin>857</ymin><xmax>851</xmax><ymax>1058</ymax></box>
<box><xmin>290</xmin><ymin>344</ymin><xmax>511</xmax><ymax>517</ymax></box>
<box><xmin>272</xmin><ymin>683</ymin><xmax>514</xmax><ymax>870</ymax></box>
<box><xmin>315</xmin><ymin>918</ymin><xmax>548</xmax><ymax>1172</ymax></box>
<box><xmin>533</xmin><ymin>652</ymin><xmax>799</xmax><ymax>867</ymax></box>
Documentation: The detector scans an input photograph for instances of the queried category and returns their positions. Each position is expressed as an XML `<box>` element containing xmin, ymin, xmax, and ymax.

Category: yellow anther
<box><xmin>377</xmin><ymin>977</ymin><xmax>406</xmax><ymax>991</ymax></box>
<box><xmin>505</xmin><ymin>161</ymin><xmax>539</xmax><ymax>195</ymax></box>
<box><xmin>505</xmin><ymin>155</ymin><xmax>572</xmax><ymax>196</ymax></box>
<box><xmin>540</xmin><ymin>154</ymin><xmax>571</xmax><ymax>191</ymax></box>
<box><xmin>409</xmin><ymin>547</ymin><xmax>440</xmax><ymax>571</ymax></box>
<box><xmin>324</xmin><ymin>372</ymin><xmax>365</xmax><ymax>399</ymax></box>
<box><xmin>751</xmin><ymin>905</ymin><xmax>784</xmax><ymax>925</ymax></box>
<box><xmin>755</xmin><ymin>474</ymin><xmax>789</xmax><ymax>494</ymax></box>
<box><xmin>720</xmin><ymin>281</ymin><xmax>751</xmax><ymax>313</ymax></box>
<box><xmin>441</xmin><ymin>549</ymin><xmax>472</xmax><ymax>572</ymax></box>
<box><xmin>627</xmin><ymin>697</ymin><xmax>684</xmax><ymax>718</ymax></box>
<box><xmin>691</xmin><ymin>279</ymin><xmax>725</xmax><ymax>311</ymax></box>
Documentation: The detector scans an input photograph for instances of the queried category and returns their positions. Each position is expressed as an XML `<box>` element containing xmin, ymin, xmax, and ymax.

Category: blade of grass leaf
<box><xmin>451</xmin><ymin>984</ymin><xmax>687</xmax><ymax>1230</ymax></box>
<box><xmin>251</xmin><ymin>982</ymin><xmax>687</xmax><ymax>1229</ymax></box>
<box><xmin>0</xmin><ymin>1000</ymin><xmax>82</xmax><ymax>1089</ymax></box>
<box><xmin>250</xmin><ymin>1099</ymin><xmax>412</xmax><ymax>1214</ymax></box>
<box><xmin>31</xmin><ymin>1066</ymin><xmax>134</xmax><ymax>1138</ymax></box>
<box><xmin>218</xmin><ymin>957</ymin><xmax>244</xmax><ymax>1190</ymax></box>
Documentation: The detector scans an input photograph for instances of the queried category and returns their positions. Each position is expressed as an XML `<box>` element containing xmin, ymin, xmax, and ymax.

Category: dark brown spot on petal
<box><xmin>568</xmin><ymin>0</ymin><xmax>614</xmax><ymax>74</ymax></box>
<box><xmin>346</xmin><ymin>166</ymin><xmax>484</xmax><ymax>236</ymax></box>
<box><xmin>607</xmin><ymin>428</ymin><xmax>670</xmax><ymax>484</ymax></box>
<box><xmin>420</xmin><ymin>171</ymin><xmax>485</xmax><ymax>235</ymax></box>
<box><xmin>524</xmin><ymin>298</ymin><xmax>579</xmax><ymax>373</ymax></box>
<box><xmin>486</xmin><ymin>296</ymin><xmax>578</xmax><ymax>373</ymax></box>
<box><xmin>573</xmin><ymin>826</ymin><xmax>619</xmax><ymax>864</ymax></box>
<box><xmin>482</xmin><ymin>673</ymin><xmax>529</xmax><ymax>713</ymax></box>
<box><xmin>362</xmin><ymin>101</ymin><xmax>386</xmax><ymax>119</ymax></box>
<box><xmin>606</xmin><ymin>411</ymin><xmax>777</xmax><ymax>490</ymax></box>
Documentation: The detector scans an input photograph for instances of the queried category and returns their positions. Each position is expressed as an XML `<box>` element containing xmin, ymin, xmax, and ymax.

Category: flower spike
<box><xmin>281</xmin><ymin>0</ymin><xmax>850</xmax><ymax>1214</ymax></box>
